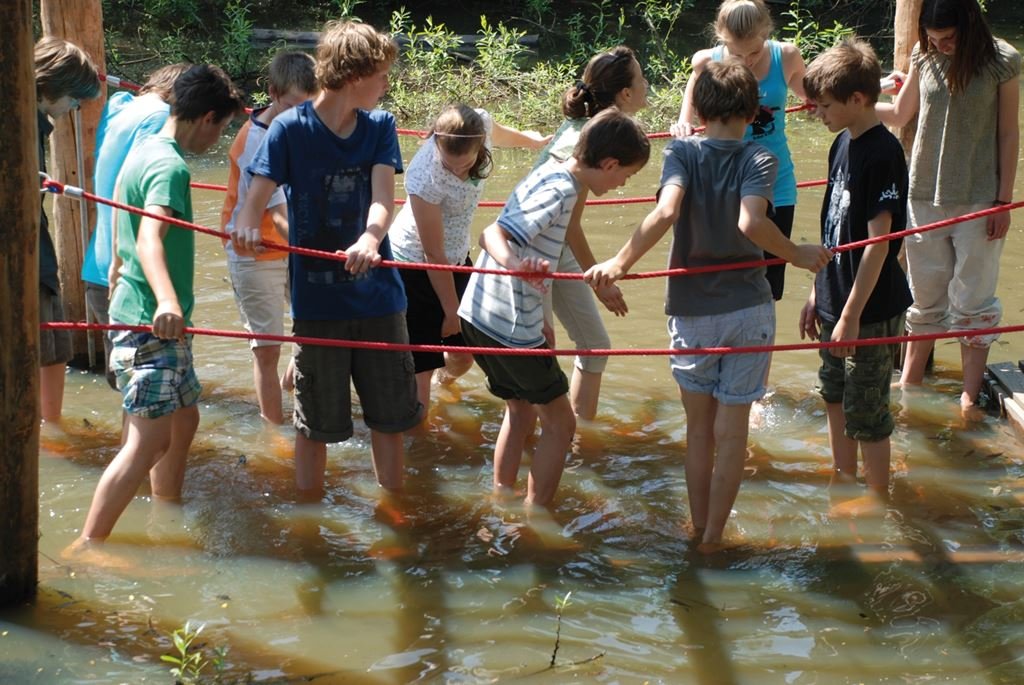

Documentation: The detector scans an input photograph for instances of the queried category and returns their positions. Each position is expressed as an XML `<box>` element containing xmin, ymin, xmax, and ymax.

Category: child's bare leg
<box><xmin>900</xmin><ymin>339</ymin><xmax>934</xmax><ymax>386</ymax></box>
<box><xmin>861</xmin><ymin>438</ymin><xmax>891</xmax><ymax>497</ymax></box>
<box><xmin>280</xmin><ymin>354</ymin><xmax>295</xmax><ymax>392</ymax></box>
<box><xmin>680</xmin><ymin>389</ymin><xmax>716</xmax><ymax>532</ymax></box>
<box><xmin>253</xmin><ymin>344</ymin><xmax>284</xmax><ymax>424</ymax></box>
<box><xmin>414</xmin><ymin>370</ymin><xmax>433</xmax><ymax>417</ymax></box>
<box><xmin>825</xmin><ymin>403</ymin><xmax>858</xmax><ymax>483</ymax></box>
<box><xmin>150</xmin><ymin>405</ymin><xmax>199</xmax><ymax>499</ymax></box>
<box><xmin>438</xmin><ymin>351</ymin><xmax>473</xmax><ymax>385</ymax></box>
<box><xmin>369</xmin><ymin>429</ymin><xmax>404</xmax><ymax>491</ymax></box>
<box><xmin>81</xmin><ymin>413</ymin><xmax>174</xmax><ymax>540</ymax></box>
<box><xmin>494</xmin><ymin>400</ymin><xmax>536</xmax><ymax>492</ymax></box>
<box><xmin>525</xmin><ymin>395</ymin><xmax>576</xmax><ymax>506</ymax></box>
<box><xmin>40</xmin><ymin>363</ymin><xmax>67</xmax><ymax>423</ymax></box>
<box><xmin>294</xmin><ymin>432</ymin><xmax>327</xmax><ymax>498</ymax></box>
<box><xmin>960</xmin><ymin>343</ymin><xmax>989</xmax><ymax>410</ymax></box>
<box><xmin>702</xmin><ymin>402</ymin><xmax>751</xmax><ymax>545</ymax></box>
<box><xmin>569</xmin><ymin>368</ymin><xmax>602</xmax><ymax>421</ymax></box>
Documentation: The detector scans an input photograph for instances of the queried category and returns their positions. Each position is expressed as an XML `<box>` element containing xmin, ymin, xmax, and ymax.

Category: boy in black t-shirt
<box><xmin>799</xmin><ymin>39</ymin><xmax>912</xmax><ymax>498</ymax></box>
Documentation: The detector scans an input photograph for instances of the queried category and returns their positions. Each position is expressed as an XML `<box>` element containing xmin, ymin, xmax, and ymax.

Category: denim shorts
<box><xmin>108</xmin><ymin>329</ymin><xmax>202</xmax><ymax>419</ymax></box>
<box><xmin>817</xmin><ymin>312</ymin><xmax>903</xmax><ymax>442</ymax></box>
<box><xmin>668</xmin><ymin>302</ymin><xmax>775</xmax><ymax>405</ymax></box>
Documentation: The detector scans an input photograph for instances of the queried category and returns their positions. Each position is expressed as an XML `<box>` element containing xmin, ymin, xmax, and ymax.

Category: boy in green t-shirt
<box><xmin>74</xmin><ymin>65</ymin><xmax>245</xmax><ymax>545</ymax></box>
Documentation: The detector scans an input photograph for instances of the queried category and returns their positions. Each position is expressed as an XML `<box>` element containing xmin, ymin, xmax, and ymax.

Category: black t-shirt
<box><xmin>815</xmin><ymin>124</ymin><xmax>912</xmax><ymax>325</ymax></box>
<box><xmin>38</xmin><ymin>110</ymin><xmax>59</xmax><ymax>295</ymax></box>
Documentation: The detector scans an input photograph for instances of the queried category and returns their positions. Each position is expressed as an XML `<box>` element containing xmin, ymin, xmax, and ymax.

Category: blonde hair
<box><xmin>34</xmin><ymin>36</ymin><xmax>100</xmax><ymax>103</ymax></box>
<box><xmin>430</xmin><ymin>105</ymin><xmax>491</xmax><ymax>181</ymax></box>
<box><xmin>713</xmin><ymin>0</ymin><xmax>774</xmax><ymax>42</ymax></box>
<box><xmin>315</xmin><ymin>21</ymin><xmax>398</xmax><ymax>90</ymax></box>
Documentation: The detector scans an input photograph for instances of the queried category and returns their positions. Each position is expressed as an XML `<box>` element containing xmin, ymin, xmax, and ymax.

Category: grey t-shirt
<box><xmin>660</xmin><ymin>137</ymin><xmax>777</xmax><ymax>316</ymax></box>
<box><xmin>909</xmin><ymin>38</ymin><xmax>1021</xmax><ymax>205</ymax></box>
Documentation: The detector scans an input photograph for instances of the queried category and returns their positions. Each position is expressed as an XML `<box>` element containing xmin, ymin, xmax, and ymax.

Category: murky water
<box><xmin>4</xmin><ymin>84</ymin><xmax>1024</xmax><ymax>684</ymax></box>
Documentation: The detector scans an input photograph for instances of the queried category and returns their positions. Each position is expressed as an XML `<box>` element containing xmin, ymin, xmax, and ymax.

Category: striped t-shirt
<box><xmin>458</xmin><ymin>160</ymin><xmax>579</xmax><ymax>348</ymax></box>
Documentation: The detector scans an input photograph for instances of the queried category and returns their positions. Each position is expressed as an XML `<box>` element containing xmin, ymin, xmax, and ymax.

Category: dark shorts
<box><xmin>765</xmin><ymin>205</ymin><xmax>795</xmax><ymax>301</ymax></box>
<box><xmin>293</xmin><ymin>314</ymin><xmax>424</xmax><ymax>443</ymax></box>
<box><xmin>400</xmin><ymin>258</ymin><xmax>471</xmax><ymax>374</ymax></box>
<box><xmin>40</xmin><ymin>285</ymin><xmax>73</xmax><ymax>367</ymax></box>
<box><xmin>85</xmin><ymin>282</ymin><xmax>117</xmax><ymax>389</ymax></box>
<box><xmin>461</xmin><ymin>320</ymin><xmax>569</xmax><ymax>405</ymax></box>
<box><xmin>817</xmin><ymin>312</ymin><xmax>904</xmax><ymax>442</ymax></box>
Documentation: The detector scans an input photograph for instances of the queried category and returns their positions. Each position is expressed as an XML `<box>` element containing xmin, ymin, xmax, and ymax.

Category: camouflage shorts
<box><xmin>817</xmin><ymin>313</ymin><xmax>904</xmax><ymax>442</ymax></box>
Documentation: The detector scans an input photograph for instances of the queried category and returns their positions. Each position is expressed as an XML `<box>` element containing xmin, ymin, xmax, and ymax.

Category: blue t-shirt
<box><xmin>83</xmin><ymin>91</ymin><xmax>170</xmax><ymax>286</ymax></box>
<box><xmin>247</xmin><ymin>101</ymin><xmax>406</xmax><ymax>321</ymax></box>
<box><xmin>712</xmin><ymin>40</ymin><xmax>796</xmax><ymax>207</ymax></box>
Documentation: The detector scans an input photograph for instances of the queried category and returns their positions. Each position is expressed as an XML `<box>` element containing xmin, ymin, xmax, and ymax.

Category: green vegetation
<box><xmin>160</xmin><ymin>620</ymin><xmax>230</xmax><ymax>684</ymax></box>
<box><xmin>95</xmin><ymin>1</ymin><xmax>864</xmax><ymax>130</ymax></box>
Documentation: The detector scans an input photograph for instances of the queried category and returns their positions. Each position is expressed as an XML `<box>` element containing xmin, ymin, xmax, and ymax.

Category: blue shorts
<box><xmin>108</xmin><ymin>329</ymin><xmax>202</xmax><ymax>419</ymax></box>
<box><xmin>668</xmin><ymin>303</ymin><xmax>775</xmax><ymax>405</ymax></box>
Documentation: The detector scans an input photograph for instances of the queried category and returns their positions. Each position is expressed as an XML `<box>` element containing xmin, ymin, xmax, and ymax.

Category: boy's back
<box><xmin>109</xmin><ymin>134</ymin><xmax>195</xmax><ymax>325</ymax></box>
<box><xmin>662</xmin><ymin>136</ymin><xmax>777</xmax><ymax>317</ymax></box>
<box><xmin>815</xmin><ymin>124</ymin><xmax>911</xmax><ymax>324</ymax></box>
<box><xmin>247</xmin><ymin>100</ymin><xmax>405</xmax><ymax>320</ymax></box>
<box><xmin>84</xmin><ymin>91</ymin><xmax>170</xmax><ymax>286</ymax></box>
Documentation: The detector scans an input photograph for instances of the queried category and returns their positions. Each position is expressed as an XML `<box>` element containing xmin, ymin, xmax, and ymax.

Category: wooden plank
<box><xmin>41</xmin><ymin>0</ymin><xmax>107</xmax><ymax>369</ymax></box>
<box><xmin>0</xmin><ymin>0</ymin><xmax>41</xmax><ymax>607</ymax></box>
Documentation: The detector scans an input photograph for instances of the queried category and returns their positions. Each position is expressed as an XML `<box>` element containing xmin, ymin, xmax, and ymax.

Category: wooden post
<box><xmin>892</xmin><ymin>0</ymin><xmax>923</xmax><ymax>153</ymax></box>
<box><xmin>0</xmin><ymin>0</ymin><xmax>41</xmax><ymax>607</ymax></box>
<box><xmin>40</xmin><ymin>0</ymin><xmax>107</xmax><ymax>369</ymax></box>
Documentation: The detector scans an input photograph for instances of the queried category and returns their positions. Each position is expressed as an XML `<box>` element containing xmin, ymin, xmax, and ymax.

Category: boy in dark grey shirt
<box><xmin>586</xmin><ymin>59</ymin><xmax>830</xmax><ymax>552</ymax></box>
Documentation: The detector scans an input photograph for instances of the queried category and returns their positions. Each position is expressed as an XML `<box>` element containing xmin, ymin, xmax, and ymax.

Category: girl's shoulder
<box><xmin>776</xmin><ymin>41</ymin><xmax>802</xmax><ymax>60</ymax></box>
<box><xmin>993</xmin><ymin>38</ymin><xmax>1022</xmax><ymax>80</ymax></box>
<box><xmin>691</xmin><ymin>48</ymin><xmax>717</xmax><ymax>71</ymax></box>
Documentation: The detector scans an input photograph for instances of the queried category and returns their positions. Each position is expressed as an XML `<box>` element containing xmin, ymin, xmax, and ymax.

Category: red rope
<box><xmin>103</xmin><ymin>72</ymin><xmax>813</xmax><ymax>140</ymax></box>
<box><xmin>42</xmin><ymin>320</ymin><xmax>1024</xmax><ymax>357</ymax></box>
<box><xmin>41</xmin><ymin>178</ymin><xmax>1024</xmax><ymax>282</ymax></box>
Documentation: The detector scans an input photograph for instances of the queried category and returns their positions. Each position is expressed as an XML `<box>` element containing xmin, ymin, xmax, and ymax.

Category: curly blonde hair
<box><xmin>315</xmin><ymin>21</ymin><xmax>398</xmax><ymax>91</ymax></box>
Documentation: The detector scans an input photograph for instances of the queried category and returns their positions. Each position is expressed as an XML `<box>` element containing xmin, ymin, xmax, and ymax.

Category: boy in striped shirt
<box><xmin>458</xmin><ymin>108</ymin><xmax>649</xmax><ymax>506</ymax></box>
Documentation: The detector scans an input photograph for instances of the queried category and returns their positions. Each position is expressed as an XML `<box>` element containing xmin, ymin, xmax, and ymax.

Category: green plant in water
<box><xmin>161</xmin><ymin>620</ymin><xmax>228</xmax><ymax>685</ymax></box>
<box><xmin>550</xmin><ymin>591</ymin><xmax>572</xmax><ymax>667</ymax></box>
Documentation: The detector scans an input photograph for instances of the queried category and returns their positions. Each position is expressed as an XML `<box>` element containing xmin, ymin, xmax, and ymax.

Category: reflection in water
<box><xmin>5</xmin><ymin>113</ymin><xmax>1024</xmax><ymax>684</ymax></box>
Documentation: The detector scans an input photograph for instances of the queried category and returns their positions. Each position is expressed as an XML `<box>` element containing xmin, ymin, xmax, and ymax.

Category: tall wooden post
<box><xmin>1</xmin><ymin>0</ymin><xmax>41</xmax><ymax>607</ymax></box>
<box><xmin>893</xmin><ymin>0</ymin><xmax>923</xmax><ymax>153</ymax></box>
<box><xmin>40</xmin><ymin>0</ymin><xmax>107</xmax><ymax>369</ymax></box>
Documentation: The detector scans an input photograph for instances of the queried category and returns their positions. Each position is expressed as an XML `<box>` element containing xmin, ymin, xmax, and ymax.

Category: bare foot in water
<box><xmin>960</xmin><ymin>392</ymin><xmax>985</xmax><ymax>422</ymax></box>
<box><xmin>61</xmin><ymin>537</ymin><xmax>133</xmax><ymax>569</ymax></box>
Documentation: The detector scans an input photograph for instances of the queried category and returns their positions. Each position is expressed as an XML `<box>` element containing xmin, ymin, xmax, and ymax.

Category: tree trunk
<box><xmin>40</xmin><ymin>0</ymin><xmax>107</xmax><ymax>369</ymax></box>
<box><xmin>0</xmin><ymin>0</ymin><xmax>41</xmax><ymax>608</ymax></box>
<box><xmin>893</xmin><ymin>0</ymin><xmax>922</xmax><ymax>154</ymax></box>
